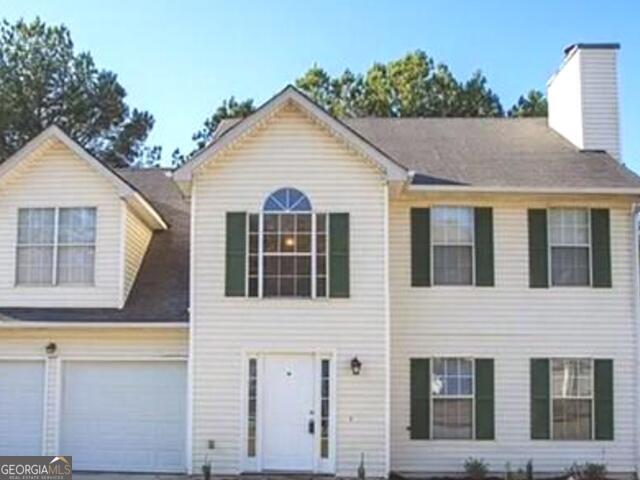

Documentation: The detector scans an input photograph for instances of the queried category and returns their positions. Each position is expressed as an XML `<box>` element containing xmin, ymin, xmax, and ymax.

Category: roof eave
<box><xmin>407</xmin><ymin>184</ymin><xmax>640</xmax><ymax>195</ymax></box>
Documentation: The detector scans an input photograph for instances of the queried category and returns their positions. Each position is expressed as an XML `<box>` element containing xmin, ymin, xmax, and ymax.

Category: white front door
<box><xmin>262</xmin><ymin>354</ymin><xmax>315</xmax><ymax>471</ymax></box>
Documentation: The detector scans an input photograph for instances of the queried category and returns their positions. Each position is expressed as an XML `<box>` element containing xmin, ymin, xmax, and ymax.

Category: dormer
<box><xmin>0</xmin><ymin>126</ymin><xmax>167</xmax><ymax>308</ymax></box>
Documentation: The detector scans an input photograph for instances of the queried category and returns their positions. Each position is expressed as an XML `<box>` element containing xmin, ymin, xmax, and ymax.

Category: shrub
<box><xmin>526</xmin><ymin>460</ymin><xmax>533</xmax><ymax>480</ymax></box>
<box><xmin>567</xmin><ymin>462</ymin><xmax>607</xmax><ymax>480</ymax></box>
<box><xmin>464</xmin><ymin>457</ymin><xmax>489</xmax><ymax>480</ymax></box>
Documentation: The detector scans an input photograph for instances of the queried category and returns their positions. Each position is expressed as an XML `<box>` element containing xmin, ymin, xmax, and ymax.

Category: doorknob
<box><xmin>308</xmin><ymin>419</ymin><xmax>315</xmax><ymax>434</ymax></box>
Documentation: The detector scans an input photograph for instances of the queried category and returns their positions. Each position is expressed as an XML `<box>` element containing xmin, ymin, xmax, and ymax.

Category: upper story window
<box><xmin>248</xmin><ymin>188</ymin><xmax>326</xmax><ymax>298</ymax></box>
<box><xmin>549</xmin><ymin>208</ymin><xmax>590</xmax><ymax>286</ymax></box>
<box><xmin>432</xmin><ymin>207</ymin><xmax>474</xmax><ymax>285</ymax></box>
<box><xmin>16</xmin><ymin>207</ymin><xmax>97</xmax><ymax>286</ymax></box>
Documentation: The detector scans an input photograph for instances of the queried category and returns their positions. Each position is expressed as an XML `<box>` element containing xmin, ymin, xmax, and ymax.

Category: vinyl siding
<box><xmin>548</xmin><ymin>49</ymin><xmax>584</xmax><ymax>150</ymax></box>
<box><xmin>123</xmin><ymin>205</ymin><xmax>153</xmax><ymax>300</ymax></box>
<box><xmin>580</xmin><ymin>49</ymin><xmax>620</xmax><ymax>160</ymax></box>
<box><xmin>390</xmin><ymin>196</ymin><xmax>637</xmax><ymax>474</ymax></box>
<box><xmin>0</xmin><ymin>327</ymin><xmax>188</xmax><ymax>457</ymax></box>
<box><xmin>190</xmin><ymin>104</ymin><xmax>388</xmax><ymax>476</ymax></box>
<box><xmin>0</xmin><ymin>139</ymin><xmax>123</xmax><ymax>307</ymax></box>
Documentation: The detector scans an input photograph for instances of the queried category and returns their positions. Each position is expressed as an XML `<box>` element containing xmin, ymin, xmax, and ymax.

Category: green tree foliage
<box><xmin>508</xmin><ymin>89</ymin><xmax>548</xmax><ymax>117</ymax></box>
<box><xmin>171</xmin><ymin>96</ymin><xmax>256</xmax><ymax>167</ymax></box>
<box><xmin>296</xmin><ymin>51</ymin><xmax>504</xmax><ymax>118</ymax></box>
<box><xmin>178</xmin><ymin>51</ymin><xmax>547</xmax><ymax>167</ymax></box>
<box><xmin>0</xmin><ymin>18</ymin><xmax>158</xmax><ymax>167</ymax></box>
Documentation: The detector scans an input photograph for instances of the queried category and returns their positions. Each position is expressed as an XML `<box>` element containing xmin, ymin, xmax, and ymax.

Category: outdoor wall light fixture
<box><xmin>350</xmin><ymin>356</ymin><xmax>362</xmax><ymax>375</ymax></box>
<box><xmin>45</xmin><ymin>342</ymin><xmax>57</xmax><ymax>355</ymax></box>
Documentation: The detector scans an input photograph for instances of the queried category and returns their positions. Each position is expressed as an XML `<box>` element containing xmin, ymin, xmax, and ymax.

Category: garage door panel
<box><xmin>61</xmin><ymin>361</ymin><xmax>186</xmax><ymax>473</ymax></box>
<box><xmin>0</xmin><ymin>361</ymin><xmax>44</xmax><ymax>456</ymax></box>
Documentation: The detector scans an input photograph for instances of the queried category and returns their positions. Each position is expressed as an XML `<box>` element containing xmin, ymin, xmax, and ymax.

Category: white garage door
<box><xmin>0</xmin><ymin>360</ymin><xmax>44</xmax><ymax>456</ymax></box>
<box><xmin>60</xmin><ymin>361</ymin><xmax>186</xmax><ymax>473</ymax></box>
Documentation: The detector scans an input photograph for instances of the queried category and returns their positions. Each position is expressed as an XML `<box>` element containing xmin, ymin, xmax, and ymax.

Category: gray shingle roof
<box><xmin>215</xmin><ymin>116</ymin><xmax>640</xmax><ymax>189</ymax></box>
<box><xmin>0</xmin><ymin>169</ymin><xmax>189</xmax><ymax>323</ymax></box>
<box><xmin>343</xmin><ymin>117</ymin><xmax>640</xmax><ymax>188</ymax></box>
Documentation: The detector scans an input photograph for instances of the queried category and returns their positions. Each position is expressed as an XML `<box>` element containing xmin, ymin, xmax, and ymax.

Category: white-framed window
<box><xmin>549</xmin><ymin>208</ymin><xmax>591</xmax><ymax>286</ymax></box>
<box><xmin>551</xmin><ymin>358</ymin><xmax>593</xmax><ymax>440</ymax></box>
<box><xmin>432</xmin><ymin>206</ymin><xmax>474</xmax><ymax>285</ymax></box>
<box><xmin>431</xmin><ymin>357</ymin><xmax>474</xmax><ymax>439</ymax></box>
<box><xmin>16</xmin><ymin>207</ymin><xmax>96</xmax><ymax>286</ymax></box>
<box><xmin>248</xmin><ymin>188</ymin><xmax>327</xmax><ymax>298</ymax></box>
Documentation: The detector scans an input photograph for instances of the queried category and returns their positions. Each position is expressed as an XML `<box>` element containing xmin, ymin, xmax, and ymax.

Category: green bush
<box><xmin>567</xmin><ymin>462</ymin><xmax>607</xmax><ymax>480</ymax></box>
<box><xmin>464</xmin><ymin>457</ymin><xmax>489</xmax><ymax>480</ymax></box>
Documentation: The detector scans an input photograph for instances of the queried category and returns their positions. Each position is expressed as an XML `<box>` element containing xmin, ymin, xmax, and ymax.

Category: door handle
<box><xmin>308</xmin><ymin>419</ymin><xmax>315</xmax><ymax>434</ymax></box>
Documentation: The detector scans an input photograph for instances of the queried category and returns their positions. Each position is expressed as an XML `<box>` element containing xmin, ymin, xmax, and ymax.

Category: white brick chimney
<box><xmin>547</xmin><ymin>43</ymin><xmax>621</xmax><ymax>160</ymax></box>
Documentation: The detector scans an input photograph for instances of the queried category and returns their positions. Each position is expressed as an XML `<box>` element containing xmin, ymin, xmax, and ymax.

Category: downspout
<box><xmin>632</xmin><ymin>203</ymin><xmax>640</xmax><ymax>477</ymax></box>
<box><xmin>383</xmin><ymin>180</ymin><xmax>391</xmax><ymax>477</ymax></box>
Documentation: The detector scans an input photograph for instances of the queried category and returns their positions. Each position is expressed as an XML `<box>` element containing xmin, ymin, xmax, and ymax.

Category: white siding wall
<box><xmin>0</xmin><ymin>327</ymin><xmax>188</xmax><ymax>456</ymax></box>
<box><xmin>580</xmin><ymin>49</ymin><xmax>620</xmax><ymax>160</ymax></box>
<box><xmin>191</xmin><ymin>104</ymin><xmax>389</xmax><ymax>476</ymax></box>
<box><xmin>390</xmin><ymin>196</ymin><xmax>637</xmax><ymax>474</ymax></box>
<box><xmin>548</xmin><ymin>49</ymin><xmax>584</xmax><ymax>150</ymax></box>
<box><xmin>0</xmin><ymin>140</ymin><xmax>123</xmax><ymax>307</ymax></box>
<box><xmin>123</xmin><ymin>206</ymin><xmax>153</xmax><ymax>301</ymax></box>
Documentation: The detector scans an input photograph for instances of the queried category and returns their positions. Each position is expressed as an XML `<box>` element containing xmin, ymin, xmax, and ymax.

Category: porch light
<box><xmin>45</xmin><ymin>342</ymin><xmax>57</xmax><ymax>355</ymax></box>
<box><xmin>350</xmin><ymin>356</ymin><xmax>362</xmax><ymax>375</ymax></box>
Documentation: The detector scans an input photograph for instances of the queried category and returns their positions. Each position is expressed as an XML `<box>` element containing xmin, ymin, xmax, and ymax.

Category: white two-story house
<box><xmin>1</xmin><ymin>43</ymin><xmax>640</xmax><ymax>477</ymax></box>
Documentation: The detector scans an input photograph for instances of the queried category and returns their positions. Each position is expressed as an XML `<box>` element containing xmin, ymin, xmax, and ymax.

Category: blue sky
<box><xmin>4</xmin><ymin>0</ymin><xmax>640</xmax><ymax>170</ymax></box>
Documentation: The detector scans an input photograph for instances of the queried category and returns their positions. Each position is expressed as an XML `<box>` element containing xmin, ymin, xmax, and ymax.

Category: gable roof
<box><xmin>212</xmin><ymin>116</ymin><xmax>640</xmax><ymax>192</ymax></box>
<box><xmin>173</xmin><ymin>85</ymin><xmax>408</xmax><ymax>184</ymax></box>
<box><xmin>0</xmin><ymin>169</ymin><xmax>189</xmax><ymax>324</ymax></box>
<box><xmin>0</xmin><ymin>125</ymin><xmax>168</xmax><ymax>229</ymax></box>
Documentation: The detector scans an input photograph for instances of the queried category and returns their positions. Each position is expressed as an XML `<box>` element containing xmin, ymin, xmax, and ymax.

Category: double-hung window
<box><xmin>431</xmin><ymin>357</ymin><xmax>474</xmax><ymax>439</ymax></box>
<box><xmin>248</xmin><ymin>188</ymin><xmax>327</xmax><ymax>298</ymax></box>
<box><xmin>549</xmin><ymin>208</ymin><xmax>590</xmax><ymax>286</ymax></box>
<box><xmin>16</xmin><ymin>207</ymin><xmax>97</xmax><ymax>286</ymax></box>
<box><xmin>432</xmin><ymin>207</ymin><xmax>474</xmax><ymax>285</ymax></box>
<box><xmin>552</xmin><ymin>358</ymin><xmax>593</xmax><ymax>440</ymax></box>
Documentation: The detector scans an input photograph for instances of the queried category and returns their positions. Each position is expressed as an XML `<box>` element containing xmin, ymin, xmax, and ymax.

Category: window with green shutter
<box><xmin>411</xmin><ymin>357</ymin><xmax>494</xmax><ymax>441</ymax></box>
<box><xmin>475</xmin><ymin>359</ymin><xmax>495</xmax><ymax>440</ymax></box>
<box><xmin>236</xmin><ymin>188</ymin><xmax>349</xmax><ymax>299</ymax></box>
<box><xmin>531</xmin><ymin>358</ymin><xmax>614</xmax><ymax>441</ymax></box>
<box><xmin>594</xmin><ymin>359</ymin><xmax>614</xmax><ymax>440</ymax></box>
<box><xmin>411</xmin><ymin>208</ymin><xmax>431</xmax><ymax>287</ymax></box>
<box><xmin>329</xmin><ymin>213</ymin><xmax>350</xmax><ymax>298</ymax></box>
<box><xmin>411</xmin><ymin>206</ymin><xmax>494</xmax><ymax>287</ymax></box>
<box><xmin>410</xmin><ymin>359</ymin><xmax>430</xmax><ymax>439</ymax></box>
<box><xmin>591</xmin><ymin>209</ymin><xmax>612</xmax><ymax>288</ymax></box>
<box><xmin>474</xmin><ymin>208</ymin><xmax>494</xmax><ymax>287</ymax></box>
<box><xmin>225</xmin><ymin>212</ymin><xmax>247</xmax><ymax>296</ymax></box>
<box><xmin>530</xmin><ymin>358</ymin><xmax>550</xmax><ymax>439</ymax></box>
<box><xmin>528</xmin><ymin>210</ymin><xmax>549</xmax><ymax>288</ymax></box>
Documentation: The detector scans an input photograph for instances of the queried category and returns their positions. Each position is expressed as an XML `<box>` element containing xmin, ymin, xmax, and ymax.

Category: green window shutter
<box><xmin>474</xmin><ymin>208</ymin><xmax>495</xmax><ymax>287</ymax></box>
<box><xmin>475</xmin><ymin>358</ymin><xmax>495</xmax><ymax>440</ymax></box>
<box><xmin>591</xmin><ymin>209</ymin><xmax>612</xmax><ymax>288</ymax></box>
<box><xmin>329</xmin><ymin>213</ymin><xmax>350</xmax><ymax>298</ymax></box>
<box><xmin>594</xmin><ymin>359</ymin><xmax>614</xmax><ymax>440</ymax></box>
<box><xmin>410</xmin><ymin>208</ymin><xmax>431</xmax><ymax>287</ymax></box>
<box><xmin>410</xmin><ymin>358</ymin><xmax>430</xmax><ymax>439</ymax></box>
<box><xmin>528</xmin><ymin>209</ymin><xmax>549</xmax><ymax>288</ymax></box>
<box><xmin>225</xmin><ymin>212</ymin><xmax>247</xmax><ymax>297</ymax></box>
<box><xmin>530</xmin><ymin>358</ymin><xmax>550</xmax><ymax>439</ymax></box>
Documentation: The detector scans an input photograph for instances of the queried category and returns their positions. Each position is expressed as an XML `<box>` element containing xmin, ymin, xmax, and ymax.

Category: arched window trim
<box><xmin>248</xmin><ymin>187</ymin><xmax>327</xmax><ymax>299</ymax></box>
<box><xmin>262</xmin><ymin>187</ymin><xmax>312</xmax><ymax>213</ymax></box>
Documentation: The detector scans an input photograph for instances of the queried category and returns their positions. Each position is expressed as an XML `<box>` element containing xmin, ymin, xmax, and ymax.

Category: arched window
<box><xmin>247</xmin><ymin>188</ymin><xmax>327</xmax><ymax>298</ymax></box>
<box><xmin>263</xmin><ymin>188</ymin><xmax>312</xmax><ymax>212</ymax></box>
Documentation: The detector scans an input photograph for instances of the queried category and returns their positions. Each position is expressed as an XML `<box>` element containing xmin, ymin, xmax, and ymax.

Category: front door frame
<box><xmin>240</xmin><ymin>349</ymin><xmax>336</xmax><ymax>474</ymax></box>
